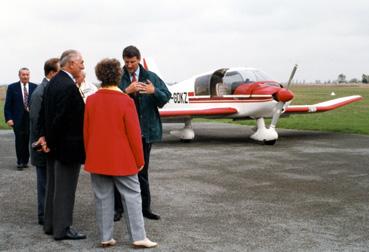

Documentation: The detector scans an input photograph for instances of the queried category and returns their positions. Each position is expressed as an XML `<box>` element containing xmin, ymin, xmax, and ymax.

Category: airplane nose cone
<box><xmin>275</xmin><ymin>89</ymin><xmax>294</xmax><ymax>102</ymax></box>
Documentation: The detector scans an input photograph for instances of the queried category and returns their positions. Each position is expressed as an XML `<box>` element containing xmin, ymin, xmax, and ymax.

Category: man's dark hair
<box><xmin>44</xmin><ymin>58</ymin><xmax>60</xmax><ymax>76</ymax></box>
<box><xmin>122</xmin><ymin>45</ymin><xmax>141</xmax><ymax>59</ymax></box>
<box><xmin>95</xmin><ymin>58</ymin><xmax>122</xmax><ymax>87</ymax></box>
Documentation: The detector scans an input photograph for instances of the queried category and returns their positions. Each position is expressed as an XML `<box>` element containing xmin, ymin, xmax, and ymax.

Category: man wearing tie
<box><xmin>4</xmin><ymin>68</ymin><xmax>37</xmax><ymax>170</ymax></box>
<box><xmin>118</xmin><ymin>45</ymin><xmax>171</xmax><ymax>220</ymax></box>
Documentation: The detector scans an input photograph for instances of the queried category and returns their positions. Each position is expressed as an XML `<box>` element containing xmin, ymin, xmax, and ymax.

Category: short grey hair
<box><xmin>59</xmin><ymin>49</ymin><xmax>80</xmax><ymax>67</ymax></box>
<box><xmin>18</xmin><ymin>67</ymin><xmax>30</xmax><ymax>74</ymax></box>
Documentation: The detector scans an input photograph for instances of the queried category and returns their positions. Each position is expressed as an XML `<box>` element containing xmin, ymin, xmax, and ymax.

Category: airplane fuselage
<box><xmin>160</xmin><ymin>67</ymin><xmax>289</xmax><ymax>121</ymax></box>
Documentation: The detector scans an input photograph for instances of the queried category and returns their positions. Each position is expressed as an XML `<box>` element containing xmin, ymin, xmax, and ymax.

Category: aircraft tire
<box><xmin>180</xmin><ymin>139</ymin><xmax>192</xmax><ymax>143</ymax></box>
<box><xmin>263</xmin><ymin>139</ymin><xmax>277</xmax><ymax>145</ymax></box>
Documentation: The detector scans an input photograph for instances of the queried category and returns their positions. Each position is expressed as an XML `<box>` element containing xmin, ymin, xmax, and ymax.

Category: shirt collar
<box><xmin>62</xmin><ymin>70</ymin><xmax>75</xmax><ymax>82</ymax></box>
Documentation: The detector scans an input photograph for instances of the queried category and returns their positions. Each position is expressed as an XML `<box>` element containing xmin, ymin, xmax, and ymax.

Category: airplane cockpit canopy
<box><xmin>224</xmin><ymin>69</ymin><xmax>275</xmax><ymax>95</ymax></box>
<box><xmin>194</xmin><ymin>68</ymin><xmax>275</xmax><ymax>96</ymax></box>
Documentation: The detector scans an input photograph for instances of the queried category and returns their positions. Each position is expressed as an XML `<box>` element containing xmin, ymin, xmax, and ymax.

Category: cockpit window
<box><xmin>194</xmin><ymin>74</ymin><xmax>211</xmax><ymax>95</ymax></box>
<box><xmin>253</xmin><ymin>70</ymin><xmax>273</xmax><ymax>81</ymax></box>
<box><xmin>223</xmin><ymin>71</ymin><xmax>244</xmax><ymax>95</ymax></box>
<box><xmin>239</xmin><ymin>70</ymin><xmax>257</xmax><ymax>82</ymax></box>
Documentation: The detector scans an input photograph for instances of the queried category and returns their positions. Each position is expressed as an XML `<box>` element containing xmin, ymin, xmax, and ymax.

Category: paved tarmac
<box><xmin>0</xmin><ymin>122</ymin><xmax>369</xmax><ymax>251</ymax></box>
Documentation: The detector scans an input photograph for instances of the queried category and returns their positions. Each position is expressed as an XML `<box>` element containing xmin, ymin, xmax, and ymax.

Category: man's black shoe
<box><xmin>22</xmin><ymin>163</ymin><xmax>29</xmax><ymax>168</ymax></box>
<box><xmin>143</xmin><ymin>211</ymin><xmax>160</xmax><ymax>220</ymax></box>
<box><xmin>54</xmin><ymin>227</ymin><xmax>86</xmax><ymax>240</ymax></box>
<box><xmin>16</xmin><ymin>164</ymin><xmax>23</xmax><ymax>170</ymax></box>
<box><xmin>114</xmin><ymin>212</ymin><xmax>122</xmax><ymax>222</ymax></box>
<box><xmin>44</xmin><ymin>229</ymin><xmax>52</xmax><ymax>235</ymax></box>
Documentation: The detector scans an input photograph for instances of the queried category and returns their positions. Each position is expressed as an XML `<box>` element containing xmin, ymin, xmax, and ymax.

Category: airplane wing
<box><xmin>160</xmin><ymin>107</ymin><xmax>238</xmax><ymax>117</ymax></box>
<box><xmin>284</xmin><ymin>95</ymin><xmax>362</xmax><ymax>114</ymax></box>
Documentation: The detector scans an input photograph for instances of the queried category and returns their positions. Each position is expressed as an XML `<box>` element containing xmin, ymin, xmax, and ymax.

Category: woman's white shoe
<box><xmin>101</xmin><ymin>238</ymin><xmax>117</xmax><ymax>247</ymax></box>
<box><xmin>132</xmin><ymin>237</ymin><xmax>158</xmax><ymax>248</ymax></box>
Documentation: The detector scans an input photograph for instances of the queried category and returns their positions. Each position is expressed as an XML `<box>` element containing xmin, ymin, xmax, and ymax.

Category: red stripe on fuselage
<box><xmin>160</xmin><ymin>107</ymin><xmax>238</xmax><ymax>117</ymax></box>
<box><xmin>188</xmin><ymin>97</ymin><xmax>273</xmax><ymax>103</ymax></box>
<box><xmin>189</xmin><ymin>100</ymin><xmax>273</xmax><ymax>103</ymax></box>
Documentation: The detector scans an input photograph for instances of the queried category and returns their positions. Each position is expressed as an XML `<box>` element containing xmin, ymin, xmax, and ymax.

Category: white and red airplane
<box><xmin>144</xmin><ymin>60</ymin><xmax>362</xmax><ymax>145</ymax></box>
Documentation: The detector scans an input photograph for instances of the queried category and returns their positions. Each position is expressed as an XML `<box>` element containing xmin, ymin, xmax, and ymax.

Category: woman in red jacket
<box><xmin>84</xmin><ymin>58</ymin><xmax>157</xmax><ymax>248</ymax></box>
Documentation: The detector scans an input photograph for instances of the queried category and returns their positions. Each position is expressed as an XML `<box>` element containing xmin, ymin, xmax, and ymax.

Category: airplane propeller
<box><xmin>270</xmin><ymin>64</ymin><xmax>298</xmax><ymax>129</ymax></box>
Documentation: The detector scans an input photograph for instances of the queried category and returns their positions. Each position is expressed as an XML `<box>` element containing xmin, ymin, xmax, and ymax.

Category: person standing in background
<box><xmin>4</xmin><ymin>68</ymin><xmax>37</xmax><ymax>170</ymax></box>
<box><xmin>29</xmin><ymin>58</ymin><xmax>60</xmax><ymax>225</ymax></box>
<box><xmin>75</xmin><ymin>71</ymin><xmax>98</xmax><ymax>103</ymax></box>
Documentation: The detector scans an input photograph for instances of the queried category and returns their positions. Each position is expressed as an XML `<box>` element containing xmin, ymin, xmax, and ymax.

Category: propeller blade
<box><xmin>270</xmin><ymin>101</ymin><xmax>284</xmax><ymax>128</ymax></box>
<box><xmin>271</xmin><ymin>64</ymin><xmax>298</xmax><ymax>129</ymax></box>
<box><xmin>286</xmin><ymin>64</ymin><xmax>298</xmax><ymax>90</ymax></box>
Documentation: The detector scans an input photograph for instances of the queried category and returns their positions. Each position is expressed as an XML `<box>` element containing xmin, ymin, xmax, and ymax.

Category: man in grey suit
<box><xmin>29</xmin><ymin>58</ymin><xmax>59</xmax><ymax>225</ymax></box>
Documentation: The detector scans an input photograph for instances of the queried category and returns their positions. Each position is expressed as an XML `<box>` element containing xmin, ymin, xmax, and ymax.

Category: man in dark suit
<box><xmin>40</xmin><ymin>50</ymin><xmax>86</xmax><ymax>240</ymax></box>
<box><xmin>4</xmin><ymin>68</ymin><xmax>37</xmax><ymax>170</ymax></box>
<box><xmin>29</xmin><ymin>58</ymin><xmax>60</xmax><ymax>225</ymax></box>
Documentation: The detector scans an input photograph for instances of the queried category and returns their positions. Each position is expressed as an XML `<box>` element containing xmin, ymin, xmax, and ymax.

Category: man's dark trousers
<box><xmin>36</xmin><ymin>165</ymin><xmax>46</xmax><ymax>223</ymax></box>
<box><xmin>43</xmin><ymin>158</ymin><xmax>80</xmax><ymax>238</ymax></box>
<box><xmin>13</xmin><ymin>109</ymin><xmax>30</xmax><ymax>166</ymax></box>
<box><xmin>139</xmin><ymin>139</ymin><xmax>152</xmax><ymax>212</ymax></box>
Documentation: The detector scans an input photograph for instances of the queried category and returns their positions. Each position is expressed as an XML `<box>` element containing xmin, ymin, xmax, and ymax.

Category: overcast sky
<box><xmin>1</xmin><ymin>0</ymin><xmax>369</xmax><ymax>84</ymax></box>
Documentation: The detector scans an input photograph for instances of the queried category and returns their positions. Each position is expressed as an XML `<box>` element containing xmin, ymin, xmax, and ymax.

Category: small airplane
<box><xmin>143</xmin><ymin>59</ymin><xmax>363</xmax><ymax>145</ymax></box>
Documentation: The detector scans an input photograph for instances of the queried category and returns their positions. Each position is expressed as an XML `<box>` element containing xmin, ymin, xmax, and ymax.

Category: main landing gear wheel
<box><xmin>180</xmin><ymin>139</ymin><xmax>192</xmax><ymax>143</ymax></box>
<box><xmin>263</xmin><ymin>139</ymin><xmax>277</xmax><ymax>145</ymax></box>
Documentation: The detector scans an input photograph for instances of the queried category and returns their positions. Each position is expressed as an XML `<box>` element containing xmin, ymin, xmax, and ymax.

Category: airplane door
<box><xmin>210</xmin><ymin>68</ymin><xmax>228</xmax><ymax>97</ymax></box>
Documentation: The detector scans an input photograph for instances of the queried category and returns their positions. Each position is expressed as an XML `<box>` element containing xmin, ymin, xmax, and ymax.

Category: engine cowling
<box><xmin>274</xmin><ymin>89</ymin><xmax>294</xmax><ymax>102</ymax></box>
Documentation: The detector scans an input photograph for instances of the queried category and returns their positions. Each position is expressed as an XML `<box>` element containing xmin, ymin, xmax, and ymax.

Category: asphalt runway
<box><xmin>1</xmin><ymin>122</ymin><xmax>369</xmax><ymax>251</ymax></box>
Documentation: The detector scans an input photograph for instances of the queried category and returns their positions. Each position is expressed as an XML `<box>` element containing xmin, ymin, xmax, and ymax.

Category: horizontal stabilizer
<box><xmin>285</xmin><ymin>95</ymin><xmax>362</xmax><ymax>113</ymax></box>
<box><xmin>160</xmin><ymin>107</ymin><xmax>238</xmax><ymax>117</ymax></box>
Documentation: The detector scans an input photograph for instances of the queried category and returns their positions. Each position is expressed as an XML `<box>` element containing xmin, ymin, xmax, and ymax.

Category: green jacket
<box><xmin>119</xmin><ymin>64</ymin><xmax>171</xmax><ymax>143</ymax></box>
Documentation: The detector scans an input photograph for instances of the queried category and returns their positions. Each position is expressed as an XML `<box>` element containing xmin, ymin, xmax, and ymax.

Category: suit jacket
<box><xmin>84</xmin><ymin>89</ymin><xmax>144</xmax><ymax>176</ymax></box>
<box><xmin>29</xmin><ymin>78</ymin><xmax>48</xmax><ymax>167</ymax></box>
<box><xmin>4</xmin><ymin>81</ymin><xmax>37</xmax><ymax>125</ymax></box>
<box><xmin>44</xmin><ymin>71</ymin><xmax>85</xmax><ymax>164</ymax></box>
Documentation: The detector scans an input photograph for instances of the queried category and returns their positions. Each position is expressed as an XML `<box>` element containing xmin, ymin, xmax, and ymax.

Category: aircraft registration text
<box><xmin>172</xmin><ymin>92</ymin><xmax>189</xmax><ymax>103</ymax></box>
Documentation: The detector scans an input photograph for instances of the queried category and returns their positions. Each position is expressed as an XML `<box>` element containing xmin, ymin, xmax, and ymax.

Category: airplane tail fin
<box><xmin>142</xmin><ymin>57</ymin><xmax>163</xmax><ymax>79</ymax></box>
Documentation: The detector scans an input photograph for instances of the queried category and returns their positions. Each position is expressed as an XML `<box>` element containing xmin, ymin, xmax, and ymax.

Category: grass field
<box><xmin>0</xmin><ymin>86</ymin><xmax>7</xmax><ymax>129</ymax></box>
<box><xmin>0</xmin><ymin>84</ymin><xmax>368</xmax><ymax>134</ymax></box>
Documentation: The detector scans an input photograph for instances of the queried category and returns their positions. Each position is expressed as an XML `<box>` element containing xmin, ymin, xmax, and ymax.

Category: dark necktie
<box><xmin>23</xmin><ymin>84</ymin><xmax>29</xmax><ymax>111</ymax></box>
<box><xmin>132</xmin><ymin>72</ymin><xmax>137</xmax><ymax>83</ymax></box>
<box><xmin>132</xmin><ymin>72</ymin><xmax>138</xmax><ymax>98</ymax></box>
<box><xmin>131</xmin><ymin>72</ymin><xmax>140</xmax><ymax>111</ymax></box>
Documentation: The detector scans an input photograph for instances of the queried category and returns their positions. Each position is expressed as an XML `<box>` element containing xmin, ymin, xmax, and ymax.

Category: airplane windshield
<box><xmin>253</xmin><ymin>70</ymin><xmax>273</xmax><ymax>81</ymax></box>
<box><xmin>222</xmin><ymin>70</ymin><xmax>275</xmax><ymax>95</ymax></box>
<box><xmin>223</xmin><ymin>72</ymin><xmax>244</xmax><ymax>95</ymax></box>
<box><xmin>236</xmin><ymin>69</ymin><xmax>273</xmax><ymax>82</ymax></box>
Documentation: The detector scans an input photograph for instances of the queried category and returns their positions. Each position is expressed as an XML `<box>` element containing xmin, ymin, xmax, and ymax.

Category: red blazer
<box><xmin>83</xmin><ymin>89</ymin><xmax>144</xmax><ymax>176</ymax></box>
